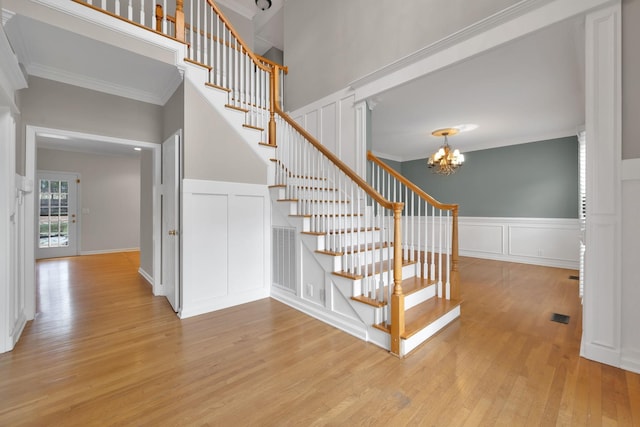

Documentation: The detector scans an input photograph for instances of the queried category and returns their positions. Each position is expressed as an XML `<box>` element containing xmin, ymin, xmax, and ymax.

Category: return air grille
<box><xmin>273</xmin><ymin>227</ymin><xmax>296</xmax><ymax>292</ymax></box>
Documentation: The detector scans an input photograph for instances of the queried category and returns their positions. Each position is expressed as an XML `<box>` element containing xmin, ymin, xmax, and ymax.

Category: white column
<box><xmin>581</xmin><ymin>2</ymin><xmax>622</xmax><ymax>368</ymax></box>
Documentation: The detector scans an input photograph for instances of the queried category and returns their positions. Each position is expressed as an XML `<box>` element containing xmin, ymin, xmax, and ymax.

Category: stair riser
<box><xmin>285</xmin><ymin>189</ymin><xmax>341</xmax><ymax>199</ymax></box>
<box><xmin>330</xmin><ymin>249</ymin><xmax>394</xmax><ymax>272</ymax></box>
<box><xmin>404</xmin><ymin>284</ymin><xmax>437</xmax><ymax>310</ymax></box>
<box><xmin>293</xmin><ymin>202</ymin><xmax>353</xmax><ymax>216</ymax></box>
<box><xmin>307</xmin><ymin>216</ymin><xmax>374</xmax><ymax>231</ymax></box>
<box><xmin>330</xmin><ymin>231</ymin><xmax>383</xmax><ymax>249</ymax></box>
<box><xmin>286</xmin><ymin>178</ymin><xmax>334</xmax><ymax>189</ymax></box>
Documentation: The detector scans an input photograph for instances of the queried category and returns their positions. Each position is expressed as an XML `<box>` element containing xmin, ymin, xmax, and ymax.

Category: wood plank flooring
<box><xmin>1</xmin><ymin>253</ymin><xmax>638</xmax><ymax>426</ymax></box>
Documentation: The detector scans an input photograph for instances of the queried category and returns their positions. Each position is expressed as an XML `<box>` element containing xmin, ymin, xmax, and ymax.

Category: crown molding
<box><xmin>0</xmin><ymin>15</ymin><xmax>27</xmax><ymax>112</ymax></box>
<box><xmin>27</xmin><ymin>62</ymin><xmax>167</xmax><ymax>105</ymax></box>
<box><xmin>349</xmin><ymin>0</ymin><xmax>554</xmax><ymax>91</ymax></box>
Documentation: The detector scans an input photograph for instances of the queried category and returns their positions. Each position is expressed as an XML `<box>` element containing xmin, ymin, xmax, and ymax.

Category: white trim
<box><xmin>180</xmin><ymin>179</ymin><xmax>272</xmax><ymax>319</ymax></box>
<box><xmin>26</xmin><ymin>62</ymin><xmax>181</xmax><ymax>106</ymax></box>
<box><xmin>0</xmin><ymin>18</ymin><xmax>27</xmax><ymax>113</ymax></box>
<box><xmin>25</xmin><ymin>126</ymin><xmax>163</xmax><ymax>317</ymax></box>
<box><xmin>621</xmin><ymin>350</ymin><xmax>640</xmax><ymax>375</ymax></box>
<box><xmin>271</xmin><ymin>287</ymin><xmax>369</xmax><ymax>342</ymax></box>
<box><xmin>80</xmin><ymin>247</ymin><xmax>140</xmax><ymax>255</ymax></box>
<box><xmin>138</xmin><ymin>267</ymin><xmax>153</xmax><ymax>287</ymax></box>
<box><xmin>350</xmin><ymin>0</ymin><xmax>615</xmax><ymax>103</ymax></box>
<box><xmin>581</xmin><ymin>2</ymin><xmax>622</xmax><ymax>368</ymax></box>
<box><xmin>621</xmin><ymin>158</ymin><xmax>640</xmax><ymax>181</ymax></box>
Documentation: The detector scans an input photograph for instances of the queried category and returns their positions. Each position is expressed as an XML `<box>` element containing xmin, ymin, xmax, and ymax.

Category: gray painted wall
<box><xmin>283</xmin><ymin>0</ymin><xmax>519</xmax><ymax>111</ymax></box>
<box><xmin>386</xmin><ymin>137</ymin><xmax>579</xmax><ymax>218</ymax></box>
<box><xmin>16</xmin><ymin>76</ymin><xmax>163</xmax><ymax>174</ymax></box>
<box><xmin>623</xmin><ymin>0</ymin><xmax>640</xmax><ymax>159</ymax></box>
<box><xmin>37</xmin><ymin>148</ymin><xmax>141</xmax><ymax>253</ymax></box>
<box><xmin>183</xmin><ymin>79</ymin><xmax>266</xmax><ymax>183</ymax></box>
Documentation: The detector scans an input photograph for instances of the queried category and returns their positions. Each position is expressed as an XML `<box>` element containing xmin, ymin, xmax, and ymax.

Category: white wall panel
<box><xmin>181</xmin><ymin>179</ymin><xmax>270</xmax><ymax>318</ymax></box>
<box><xmin>321</xmin><ymin>103</ymin><xmax>337</xmax><ymax>153</ymax></box>
<box><xmin>229</xmin><ymin>195</ymin><xmax>266</xmax><ymax>293</ymax></box>
<box><xmin>459</xmin><ymin>223</ymin><xmax>503</xmax><ymax>255</ymax></box>
<box><xmin>407</xmin><ymin>217</ymin><xmax>580</xmax><ymax>269</ymax></box>
<box><xmin>289</xmin><ymin>89</ymin><xmax>361</xmax><ymax>173</ymax></box>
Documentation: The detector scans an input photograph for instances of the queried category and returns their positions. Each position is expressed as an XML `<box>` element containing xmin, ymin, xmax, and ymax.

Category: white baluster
<box><xmin>127</xmin><ymin>0</ymin><xmax>132</xmax><ymax>20</ymax></box>
<box><xmin>196</xmin><ymin>0</ymin><xmax>201</xmax><ymax>63</ymax></box>
<box><xmin>115</xmin><ymin>0</ymin><xmax>120</xmax><ymax>16</ymax></box>
<box><xmin>438</xmin><ymin>209</ymin><xmax>443</xmax><ymax>298</ymax></box>
<box><xmin>162</xmin><ymin>0</ymin><xmax>167</xmax><ymax>34</ymax></box>
<box><xmin>446</xmin><ymin>210</ymin><xmax>451</xmax><ymax>300</ymax></box>
<box><xmin>139</xmin><ymin>0</ymin><xmax>145</xmax><ymax>26</ymax></box>
<box><xmin>431</xmin><ymin>204</ymin><xmax>436</xmax><ymax>282</ymax></box>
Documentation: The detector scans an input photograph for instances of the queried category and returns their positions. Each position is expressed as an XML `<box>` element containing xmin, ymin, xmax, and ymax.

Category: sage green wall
<box><xmin>389</xmin><ymin>137</ymin><xmax>579</xmax><ymax>218</ymax></box>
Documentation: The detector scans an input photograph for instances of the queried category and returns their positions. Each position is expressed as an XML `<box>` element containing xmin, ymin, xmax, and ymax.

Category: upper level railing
<box><xmin>72</xmin><ymin>0</ymin><xmax>459</xmax><ymax>356</ymax></box>
<box><xmin>73</xmin><ymin>0</ymin><xmax>286</xmax><ymax>145</ymax></box>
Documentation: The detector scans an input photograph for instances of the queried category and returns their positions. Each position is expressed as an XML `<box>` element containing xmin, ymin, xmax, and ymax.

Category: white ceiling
<box><xmin>371</xmin><ymin>16</ymin><xmax>585</xmax><ymax>161</ymax></box>
<box><xmin>217</xmin><ymin>0</ymin><xmax>284</xmax><ymax>55</ymax></box>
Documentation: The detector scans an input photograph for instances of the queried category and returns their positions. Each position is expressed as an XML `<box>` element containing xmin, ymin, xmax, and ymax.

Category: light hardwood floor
<box><xmin>1</xmin><ymin>252</ymin><xmax>638</xmax><ymax>426</ymax></box>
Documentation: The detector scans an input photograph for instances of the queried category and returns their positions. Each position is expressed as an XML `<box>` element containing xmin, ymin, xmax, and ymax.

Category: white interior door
<box><xmin>162</xmin><ymin>132</ymin><xmax>181</xmax><ymax>312</ymax></box>
<box><xmin>36</xmin><ymin>171</ymin><xmax>79</xmax><ymax>259</ymax></box>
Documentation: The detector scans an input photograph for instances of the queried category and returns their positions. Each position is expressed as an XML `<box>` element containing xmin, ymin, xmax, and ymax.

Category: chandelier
<box><xmin>427</xmin><ymin>128</ymin><xmax>465</xmax><ymax>175</ymax></box>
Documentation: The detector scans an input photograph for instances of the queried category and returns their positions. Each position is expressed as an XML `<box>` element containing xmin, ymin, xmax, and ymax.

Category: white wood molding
<box><xmin>138</xmin><ymin>266</ymin><xmax>153</xmax><ymax>287</ymax></box>
<box><xmin>406</xmin><ymin>216</ymin><xmax>580</xmax><ymax>269</ymax></box>
<box><xmin>289</xmin><ymin>89</ymin><xmax>361</xmax><ymax>173</ymax></box>
<box><xmin>180</xmin><ymin>179</ymin><xmax>271</xmax><ymax>319</ymax></box>
<box><xmin>581</xmin><ymin>2</ymin><xmax>622</xmax><ymax>368</ymax></box>
<box><xmin>622</xmin><ymin>158</ymin><xmax>640</xmax><ymax>181</ymax></box>
<box><xmin>0</xmin><ymin>20</ymin><xmax>27</xmax><ymax>113</ymax></box>
<box><xmin>79</xmin><ymin>248</ymin><xmax>140</xmax><ymax>256</ymax></box>
<box><xmin>349</xmin><ymin>0</ymin><xmax>616</xmax><ymax>103</ymax></box>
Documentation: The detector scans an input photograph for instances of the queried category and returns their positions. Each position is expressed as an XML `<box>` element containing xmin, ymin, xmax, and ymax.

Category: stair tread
<box><xmin>317</xmin><ymin>241</ymin><xmax>392</xmax><ymax>257</ymax></box>
<box><xmin>226</xmin><ymin>103</ymin><xmax>249</xmax><ymax>113</ymax></box>
<box><xmin>243</xmin><ymin>124</ymin><xmax>264</xmax><ymax>131</ymax></box>
<box><xmin>205</xmin><ymin>82</ymin><xmax>232</xmax><ymax>92</ymax></box>
<box><xmin>373</xmin><ymin>298</ymin><xmax>461</xmax><ymax>339</ymax></box>
<box><xmin>351</xmin><ymin>276</ymin><xmax>435</xmax><ymax>307</ymax></box>
<box><xmin>333</xmin><ymin>259</ymin><xmax>415</xmax><ymax>280</ymax></box>
<box><xmin>402</xmin><ymin>298</ymin><xmax>461</xmax><ymax>339</ymax></box>
<box><xmin>328</xmin><ymin>226</ymin><xmax>379</xmax><ymax>235</ymax></box>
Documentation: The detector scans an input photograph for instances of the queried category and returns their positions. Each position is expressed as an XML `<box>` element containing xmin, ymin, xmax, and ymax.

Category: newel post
<box><xmin>175</xmin><ymin>0</ymin><xmax>185</xmax><ymax>42</ymax></box>
<box><xmin>390</xmin><ymin>202</ymin><xmax>405</xmax><ymax>357</ymax></box>
<box><xmin>451</xmin><ymin>206</ymin><xmax>460</xmax><ymax>300</ymax></box>
<box><xmin>268</xmin><ymin>66</ymin><xmax>279</xmax><ymax>146</ymax></box>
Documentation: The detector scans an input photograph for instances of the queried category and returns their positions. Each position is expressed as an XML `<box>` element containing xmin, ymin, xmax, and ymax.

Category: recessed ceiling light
<box><xmin>453</xmin><ymin>124</ymin><xmax>479</xmax><ymax>133</ymax></box>
<box><xmin>134</xmin><ymin>147</ymin><xmax>142</xmax><ymax>151</ymax></box>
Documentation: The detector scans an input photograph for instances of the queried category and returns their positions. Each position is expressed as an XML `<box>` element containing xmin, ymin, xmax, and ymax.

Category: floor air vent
<box><xmin>568</xmin><ymin>275</ymin><xmax>579</xmax><ymax>280</ymax></box>
<box><xmin>273</xmin><ymin>227</ymin><xmax>296</xmax><ymax>292</ymax></box>
<box><xmin>550</xmin><ymin>313</ymin><xmax>570</xmax><ymax>324</ymax></box>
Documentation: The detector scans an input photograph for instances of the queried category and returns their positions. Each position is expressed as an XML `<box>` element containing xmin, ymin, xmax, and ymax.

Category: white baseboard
<box><xmin>621</xmin><ymin>350</ymin><xmax>640</xmax><ymax>374</ymax></box>
<box><xmin>179</xmin><ymin>289</ymin><xmax>270</xmax><ymax>319</ymax></box>
<box><xmin>80</xmin><ymin>248</ymin><xmax>139</xmax><ymax>256</ymax></box>
<box><xmin>138</xmin><ymin>267</ymin><xmax>153</xmax><ymax>287</ymax></box>
<box><xmin>271</xmin><ymin>287</ymin><xmax>368</xmax><ymax>341</ymax></box>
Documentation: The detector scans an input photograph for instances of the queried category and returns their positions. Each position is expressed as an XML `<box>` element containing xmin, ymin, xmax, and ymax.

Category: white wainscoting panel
<box><xmin>621</xmin><ymin>161</ymin><xmax>640</xmax><ymax>373</ymax></box>
<box><xmin>289</xmin><ymin>88</ymin><xmax>360</xmax><ymax>173</ymax></box>
<box><xmin>180</xmin><ymin>179</ymin><xmax>270</xmax><ymax>318</ymax></box>
<box><xmin>404</xmin><ymin>216</ymin><xmax>579</xmax><ymax>269</ymax></box>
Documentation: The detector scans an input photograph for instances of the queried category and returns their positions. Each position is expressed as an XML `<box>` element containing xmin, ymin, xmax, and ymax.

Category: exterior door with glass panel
<box><xmin>36</xmin><ymin>171</ymin><xmax>79</xmax><ymax>259</ymax></box>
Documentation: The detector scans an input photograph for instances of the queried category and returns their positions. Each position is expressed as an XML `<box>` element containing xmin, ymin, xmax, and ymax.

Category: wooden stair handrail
<box><xmin>275</xmin><ymin>107</ymin><xmax>401</xmax><ymax>212</ymax></box>
<box><xmin>367</xmin><ymin>151</ymin><xmax>458</xmax><ymax>211</ymax></box>
<box><xmin>202</xmin><ymin>0</ymin><xmax>272</xmax><ymax>74</ymax></box>
<box><xmin>368</xmin><ymin>151</ymin><xmax>460</xmax><ymax>302</ymax></box>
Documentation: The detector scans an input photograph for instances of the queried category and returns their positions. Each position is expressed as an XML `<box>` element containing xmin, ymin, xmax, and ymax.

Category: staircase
<box><xmin>73</xmin><ymin>0</ymin><xmax>461</xmax><ymax>357</ymax></box>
